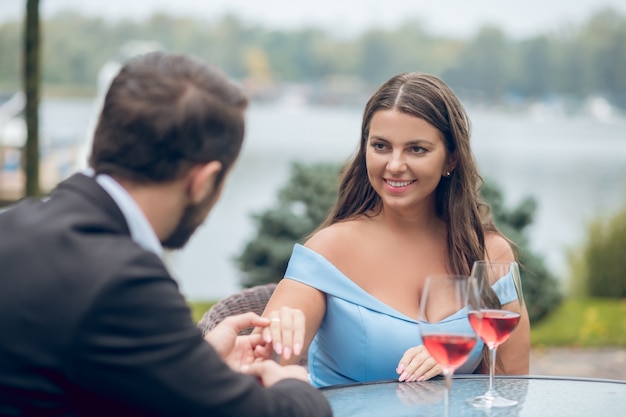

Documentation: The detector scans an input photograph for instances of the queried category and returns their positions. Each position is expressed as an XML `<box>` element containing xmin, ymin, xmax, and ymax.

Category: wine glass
<box><xmin>418</xmin><ymin>274</ymin><xmax>478</xmax><ymax>417</ymax></box>
<box><xmin>467</xmin><ymin>261</ymin><xmax>524</xmax><ymax>408</ymax></box>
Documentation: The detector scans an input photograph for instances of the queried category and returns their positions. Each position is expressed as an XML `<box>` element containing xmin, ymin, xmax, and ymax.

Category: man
<box><xmin>0</xmin><ymin>51</ymin><xmax>332</xmax><ymax>417</ymax></box>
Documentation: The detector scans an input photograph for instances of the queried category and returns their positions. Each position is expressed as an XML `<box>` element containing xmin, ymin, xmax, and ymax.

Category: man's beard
<box><xmin>161</xmin><ymin>189</ymin><xmax>217</xmax><ymax>250</ymax></box>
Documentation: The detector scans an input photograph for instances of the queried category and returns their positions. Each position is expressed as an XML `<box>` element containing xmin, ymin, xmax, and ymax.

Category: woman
<box><xmin>260</xmin><ymin>72</ymin><xmax>530</xmax><ymax>387</ymax></box>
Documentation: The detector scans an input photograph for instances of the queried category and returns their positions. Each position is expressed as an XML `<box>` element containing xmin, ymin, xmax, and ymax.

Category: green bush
<box><xmin>188</xmin><ymin>300</ymin><xmax>216</xmax><ymax>323</ymax></box>
<box><xmin>530</xmin><ymin>298</ymin><xmax>626</xmax><ymax>347</ymax></box>
<box><xmin>236</xmin><ymin>162</ymin><xmax>561</xmax><ymax>322</ymax></box>
<box><xmin>236</xmin><ymin>162</ymin><xmax>340</xmax><ymax>287</ymax></box>
<box><xmin>570</xmin><ymin>205</ymin><xmax>626</xmax><ymax>298</ymax></box>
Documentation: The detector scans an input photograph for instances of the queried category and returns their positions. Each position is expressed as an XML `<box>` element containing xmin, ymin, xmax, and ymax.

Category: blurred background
<box><xmin>1</xmin><ymin>0</ymin><xmax>625</xmax><ymax>311</ymax></box>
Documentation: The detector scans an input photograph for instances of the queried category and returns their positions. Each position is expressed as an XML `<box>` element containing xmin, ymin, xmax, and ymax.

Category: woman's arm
<box><xmin>497</xmin><ymin>300</ymin><xmax>530</xmax><ymax>374</ymax></box>
<box><xmin>260</xmin><ymin>278</ymin><xmax>326</xmax><ymax>366</ymax></box>
<box><xmin>484</xmin><ymin>232</ymin><xmax>531</xmax><ymax>375</ymax></box>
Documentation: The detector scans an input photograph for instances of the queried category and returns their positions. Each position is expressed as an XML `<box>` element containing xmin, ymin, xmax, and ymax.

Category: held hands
<box><xmin>396</xmin><ymin>345</ymin><xmax>442</xmax><ymax>382</ymax></box>
<box><xmin>204</xmin><ymin>312</ymin><xmax>309</xmax><ymax>387</ymax></box>
<box><xmin>204</xmin><ymin>312</ymin><xmax>273</xmax><ymax>371</ymax></box>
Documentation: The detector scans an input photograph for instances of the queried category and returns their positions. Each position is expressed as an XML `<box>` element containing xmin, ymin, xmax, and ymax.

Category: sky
<box><xmin>2</xmin><ymin>0</ymin><xmax>626</xmax><ymax>39</ymax></box>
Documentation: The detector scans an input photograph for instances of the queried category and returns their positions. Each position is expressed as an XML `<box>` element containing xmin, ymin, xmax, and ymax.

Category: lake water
<box><xmin>32</xmin><ymin>98</ymin><xmax>626</xmax><ymax>300</ymax></box>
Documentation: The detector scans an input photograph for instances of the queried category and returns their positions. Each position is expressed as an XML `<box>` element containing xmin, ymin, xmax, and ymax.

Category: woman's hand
<box><xmin>260</xmin><ymin>306</ymin><xmax>306</xmax><ymax>362</ymax></box>
<box><xmin>396</xmin><ymin>345</ymin><xmax>442</xmax><ymax>382</ymax></box>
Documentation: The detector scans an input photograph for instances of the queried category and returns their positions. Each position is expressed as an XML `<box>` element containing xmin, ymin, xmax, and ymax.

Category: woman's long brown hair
<box><xmin>313</xmin><ymin>72</ymin><xmax>514</xmax><ymax>370</ymax></box>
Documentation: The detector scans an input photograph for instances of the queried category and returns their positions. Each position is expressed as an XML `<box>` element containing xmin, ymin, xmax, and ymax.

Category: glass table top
<box><xmin>321</xmin><ymin>375</ymin><xmax>626</xmax><ymax>417</ymax></box>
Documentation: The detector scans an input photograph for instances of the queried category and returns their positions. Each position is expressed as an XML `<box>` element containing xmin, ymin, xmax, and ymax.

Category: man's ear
<box><xmin>187</xmin><ymin>161</ymin><xmax>222</xmax><ymax>204</ymax></box>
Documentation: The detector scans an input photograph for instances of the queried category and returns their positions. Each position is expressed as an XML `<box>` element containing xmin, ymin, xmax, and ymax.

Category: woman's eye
<box><xmin>410</xmin><ymin>146</ymin><xmax>425</xmax><ymax>153</ymax></box>
<box><xmin>372</xmin><ymin>142</ymin><xmax>387</xmax><ymax>150</ymax></box>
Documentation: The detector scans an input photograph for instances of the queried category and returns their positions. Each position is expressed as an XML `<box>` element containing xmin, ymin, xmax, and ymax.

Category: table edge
<box><xmin>320</xmin><ymin>374</ymin><xmax>626</xmax><ymax>391</ymax></box>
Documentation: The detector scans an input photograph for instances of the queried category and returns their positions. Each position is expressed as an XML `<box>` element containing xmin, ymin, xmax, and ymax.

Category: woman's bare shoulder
<box><xmin>484</xmin><ymin>231</ymin><xmax>515</xmax><ymax>262</ymax></box>
<box><xmin>305</xmin><ymin>219</ymin><xmax>363</xmax><ymax>258</ymax></box>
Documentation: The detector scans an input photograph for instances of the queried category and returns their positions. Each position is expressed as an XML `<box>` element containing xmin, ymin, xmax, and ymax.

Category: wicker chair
<box><xmin>197</xmin><ymin>283</ymin><xmax>278</xmax><ymax>336</ymax></box>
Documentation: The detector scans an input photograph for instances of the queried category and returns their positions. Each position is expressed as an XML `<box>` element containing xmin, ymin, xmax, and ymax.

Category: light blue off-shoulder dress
<box><xmin>284</xmin><ymin>244</ymin><xmax>517</xmax><ymax>388</ymax></box>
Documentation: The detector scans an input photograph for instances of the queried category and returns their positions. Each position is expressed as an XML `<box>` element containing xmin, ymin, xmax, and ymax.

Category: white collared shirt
<box><xmin>87</xmin><ymin>170</ymin><xmax>164</xmax><ymax>259</ymax></box>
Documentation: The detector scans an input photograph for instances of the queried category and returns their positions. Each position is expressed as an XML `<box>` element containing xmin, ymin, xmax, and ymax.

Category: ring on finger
<box><xmin>270</xmin><ymin>318</ymin><xmax>281</xmax><ymax>323</ymax></box>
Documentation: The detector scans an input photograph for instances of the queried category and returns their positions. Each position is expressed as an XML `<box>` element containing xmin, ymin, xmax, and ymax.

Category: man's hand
<box><xmin>204</xmin><ymin>313</ymin><xmax>271</xmax><ymax>371</ymax></box>
<box><xmin>241</xmin><ymin>360</ymin><xmax>309</xmax><ymax>387</ymax></box>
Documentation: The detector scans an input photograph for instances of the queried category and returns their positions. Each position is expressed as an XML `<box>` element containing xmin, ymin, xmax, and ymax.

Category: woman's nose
<box><xmin>386</xmin><ymin>152</ymin><xmax>407</xmax><ymax>172</ymax></box>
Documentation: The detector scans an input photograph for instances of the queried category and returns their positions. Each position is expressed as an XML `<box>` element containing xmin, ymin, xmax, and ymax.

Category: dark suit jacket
<box><xmin>0</xmin><ymin>173</ymin><xmax>332</xmax><ymax>417</ymax></box>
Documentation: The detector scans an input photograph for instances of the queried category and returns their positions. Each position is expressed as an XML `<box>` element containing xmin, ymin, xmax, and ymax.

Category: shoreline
<box><xmin>530</xmin><ymin>346</ymin><xmax>626</xmax><ymax>381</ymax></box>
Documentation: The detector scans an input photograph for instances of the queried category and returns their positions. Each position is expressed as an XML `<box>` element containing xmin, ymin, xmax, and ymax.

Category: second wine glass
<box><xmin>418</xmin><ymin>274</ymin><xmax>478</xmax><ymax>417</ymax></box>
<box><xmin>467</xmin><ymin>261</ymin><xmax>524</xmax><ymax>408</ymax></box>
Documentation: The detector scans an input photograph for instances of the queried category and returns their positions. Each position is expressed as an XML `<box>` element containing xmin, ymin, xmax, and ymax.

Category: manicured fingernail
<box><xmin>399</xmin><ymin>371</ymin><xmax>408</xmax><ymax>381</ymax></box>
<box><xmin>274</xmin><ymin>342</ymin><xmax>282</xmax><ymax>354</ymax></box>
<box><xmin>417</xmin><ymin>375</ymin><xmax>425</xmax><ymax>382</ymax></box>
<box><xmin>397</xmin><ymin>363</ymin><xmax>405</xmax><ymax>373</ymax></box>
<box><xmin>293</xmin><ymin>343</ymin><xmax>302</xmax><ymax>355</ymax></box>
<box><xmin>283</xmin><ymin>346</ymin><xmax>292</xmax><ymax>360</ymax></box>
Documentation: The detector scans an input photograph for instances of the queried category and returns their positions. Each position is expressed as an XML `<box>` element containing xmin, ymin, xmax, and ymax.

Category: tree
<box><xmin>512</xmin><ymin>36</ymin><xmax>555</xmax><ymax>99</ymax></box>
<box><xmin>237</xmin><ymin>162</ymin><xmax>561</xmax><ymax>323</ymax></box>
<box><xmin>445</xmin><ymin>26</ymin><xmax>511</xmax><ymax>102</ymax></box>
<box><xmin>357</xmin><ymin>30</ymin><xmax>396</xmax><ymax>85</ymax></box>
<box><xmin>2</xmin><ymin>9</ymin><xmax>626</xmax><ymax>109</ymax></box>
<box><xmin>23</xmin><ymin>0</ymin><xmax>40</xmax><ymax>197</ymax></box>
<box><xmin>236</xmin><ymin>162</ymin><xmax>340</xmax><ymax>286</ymax></box>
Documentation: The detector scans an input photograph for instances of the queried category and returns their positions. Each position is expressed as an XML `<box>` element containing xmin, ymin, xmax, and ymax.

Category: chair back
<box><xmin>197</xmin><ymin>283</ymin><xmax>277</xmax><ymax>336</ymax></box>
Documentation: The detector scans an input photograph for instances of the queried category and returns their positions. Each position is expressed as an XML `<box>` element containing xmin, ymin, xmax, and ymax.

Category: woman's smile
<box><xmin>384</xmin><ymin>178</ymin><xmax>416</xmax><ymax>192</ymax></box>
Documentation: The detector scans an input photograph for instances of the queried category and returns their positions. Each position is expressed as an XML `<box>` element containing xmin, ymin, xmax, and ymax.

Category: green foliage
<box><xmin>569</xmin><ymin>205</ymin><xmax>626</xmax><ymax>298</ymax></box>
<box><xmin>2</xmin><ymin>9</ymin><xmax>626</xmax><ymax>107</ymax></box>
<box><xmin>444</xmin><ymin>26</ymin><xmax>511</xmax><ymax>101</ymax></box>
<box><xmin>188</xmin><ymin>300</ymin><xmax>216</xmax><ymax>323</ymax></box>
<box><xmin>530</xmin><ymin>298</ymin><xmax>626</xmax><ymax>347</ymax></box>
<box><xmin>236</xmin><ymin>162</ymin><xmax>340</xmax><ymax>287</ymax></box>
<box><xmin>236</xmin><ymin>162</ymin><xmax>561</xmax><ymax>323</ymax></box>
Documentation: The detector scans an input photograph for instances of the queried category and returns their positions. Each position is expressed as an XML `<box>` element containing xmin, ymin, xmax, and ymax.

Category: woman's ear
<box><xmin>187</xmin><ymin>161</ymin><xmax>222</xmax><ymax>204</ymax></box>
<box><xmin>445</xmin><ymin>152</ymin><xmax>459</xmax><ymax>175</ymax></box>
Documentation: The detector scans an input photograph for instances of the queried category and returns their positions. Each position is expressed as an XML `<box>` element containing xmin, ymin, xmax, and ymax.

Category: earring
<box><xmin>445</xmin><ymin>171</ymin><xmax>451</xmax><ymax>177</ymax></box>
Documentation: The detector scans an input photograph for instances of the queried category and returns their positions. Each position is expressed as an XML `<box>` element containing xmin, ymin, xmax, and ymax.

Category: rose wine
<box><xmin>422</xmin><ymin>334</ymin><xmax>477</xmax><ymax>369</ymax></box>
<box><xmin>468</xmin><ymin>309</ymin><xmax>521</xmax><ymax>349</ymax></box>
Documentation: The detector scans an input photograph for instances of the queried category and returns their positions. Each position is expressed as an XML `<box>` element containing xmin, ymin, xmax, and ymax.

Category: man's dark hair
<box><xmin>90</xmin><ymin>51</ymin><xmax>248</xmax><ymax>184</ymax></box>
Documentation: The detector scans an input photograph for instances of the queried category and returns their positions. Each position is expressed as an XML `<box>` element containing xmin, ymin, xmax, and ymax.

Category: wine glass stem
<box><xmin>487</xmin><ymin>346</ymin><xmax>497</xmax><ymax>396</ymax></box>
